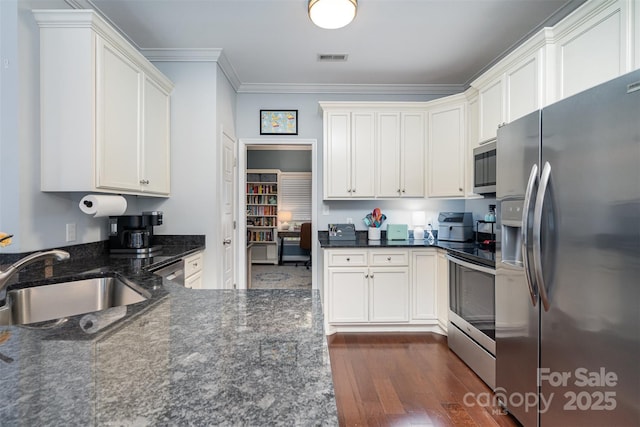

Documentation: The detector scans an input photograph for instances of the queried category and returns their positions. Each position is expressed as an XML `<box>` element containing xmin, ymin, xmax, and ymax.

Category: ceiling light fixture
<box><xmin>308</xmin><ymin>0</ymin><xmax>357</xmax><ymax>30</ymax></box>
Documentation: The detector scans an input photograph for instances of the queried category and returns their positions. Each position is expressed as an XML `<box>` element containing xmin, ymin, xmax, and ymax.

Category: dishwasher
<box><xmin>152</xmin><ymin>259</ymin><xmax>185</xmax><ymax>287</ymax></box>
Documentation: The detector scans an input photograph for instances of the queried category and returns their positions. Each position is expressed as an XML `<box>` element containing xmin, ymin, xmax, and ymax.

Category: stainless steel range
<box><xmin>447</xmin><ymin>247</ymin><xmax>496</xmax><ymax>390</ymax></box>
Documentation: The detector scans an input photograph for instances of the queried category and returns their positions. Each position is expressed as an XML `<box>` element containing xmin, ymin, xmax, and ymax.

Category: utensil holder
<box><xmin>368</xmin><ymin>227</ymin><xmax>381</xmax><ymax>240</ymax></box>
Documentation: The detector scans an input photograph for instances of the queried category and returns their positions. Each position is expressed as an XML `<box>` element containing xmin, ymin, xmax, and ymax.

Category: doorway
<box><xmin>237</xmin><ymin>139</ymin><xmax>318</xmax><ymax>290</ymax></box>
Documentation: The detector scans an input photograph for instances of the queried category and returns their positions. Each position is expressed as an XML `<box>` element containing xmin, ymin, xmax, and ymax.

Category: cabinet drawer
<box><xmin>369</xmin><ymin>251</ymin><xmax>409</xmax><ymax>266</ymax></box>
<box><xmin>327</xmin><ymin>251</ymin><xmax>368</xmax><ymax>267</ymax></box>
<box><xmin>185</xmin><ymin>272</ymin><xmax>202</xmax><ymax>289</ymax></box>
<box><xmin>184</xmin><ymin>252</ymin><xmax>203</xmax><ymax>277</ymax></box>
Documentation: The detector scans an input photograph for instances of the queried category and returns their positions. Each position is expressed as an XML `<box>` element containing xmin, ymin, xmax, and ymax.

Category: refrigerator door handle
<box><xmin>533</xmin><ymin>161</ymin><xmax>552</xmax><ymax>311</ymax></box>
<box><xmin>521</xmin><ymin>163</ymin><xmax>539</xmax><ymax>307</ymax></box>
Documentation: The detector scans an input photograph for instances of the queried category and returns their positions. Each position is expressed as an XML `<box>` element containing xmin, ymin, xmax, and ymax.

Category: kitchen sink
<box><xmin>0</xmin><ymin>275</ymin><xmax>150</xmax><ymax>326</ymax></box>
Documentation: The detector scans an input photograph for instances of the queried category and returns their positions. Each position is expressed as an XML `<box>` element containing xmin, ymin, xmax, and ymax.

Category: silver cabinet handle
<box><xmin>533</xmin><ymin>162</ymin><xmax>552</xmax><ymax>311</ymax></box>
<box><xmin>522</xmin><ymin>164</ymin><xmax>539</xmax><ymax>307</ymax></box>
<box><xmin>223</xmin><ymin>238</ymin><xmax>232</xmax><ymax>245</ymax></box>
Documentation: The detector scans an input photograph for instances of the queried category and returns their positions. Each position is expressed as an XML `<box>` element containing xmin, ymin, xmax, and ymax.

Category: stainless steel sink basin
<box><xmin>1</xmin><ymin>275</ymin><xmax>150</xmax><ymax>326</ymax></box>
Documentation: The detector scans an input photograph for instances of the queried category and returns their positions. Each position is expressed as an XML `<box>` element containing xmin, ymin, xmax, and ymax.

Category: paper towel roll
<box><xmin>79</xmin><ymin>195</ymin><xmax>127</xmax><ymax>217</ymax></box>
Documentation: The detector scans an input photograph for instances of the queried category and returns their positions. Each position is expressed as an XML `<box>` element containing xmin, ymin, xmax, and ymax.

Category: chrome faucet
<box><xmin>0</xmin><ymin>250</ymin><xmax>71</xmax><ymax>295</ymax></box>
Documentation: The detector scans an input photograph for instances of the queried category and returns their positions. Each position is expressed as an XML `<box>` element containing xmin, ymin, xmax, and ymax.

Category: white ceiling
<box><xmin>68</xmin><ymin>0</ymin><xmax>584</xmax><ymax>94</ymax></box>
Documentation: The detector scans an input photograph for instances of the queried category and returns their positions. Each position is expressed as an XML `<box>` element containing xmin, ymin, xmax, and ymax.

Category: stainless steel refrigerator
<box><xmin>496</xmin><ymin>69</ymin><xmax>640</xmax><ymax>427</ymax></box>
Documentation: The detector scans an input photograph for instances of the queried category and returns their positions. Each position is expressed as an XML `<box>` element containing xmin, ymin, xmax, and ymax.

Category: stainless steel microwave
<box><xmin>473</xmin><ymin>140</ymin><xmax>496</xmax><ymax>194</ymax></box>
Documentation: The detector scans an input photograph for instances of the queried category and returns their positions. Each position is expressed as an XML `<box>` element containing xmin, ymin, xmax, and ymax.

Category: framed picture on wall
<box><xmin>260</xmin><ymin>110</ymin><xmax>298</xmax><ymax>135</ymax></box>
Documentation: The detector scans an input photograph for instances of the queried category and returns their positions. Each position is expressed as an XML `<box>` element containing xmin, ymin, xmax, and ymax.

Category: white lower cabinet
<box><xmin>325</xmin><ymin>248</ymin><xmax>446</xmax><ymax>333</ymax></box>
<box><xmin>328</xmin><ymin>268</ymin><xmax>369</xmax><ymax>323</ymax></box>
<box><xmin>411</xmin><ymin>250</ymin><xmax>437</xmax><ymax>320</ymax></box>
<box><xmin>183</xmin><ymin>251</ymin><xmax>204</xmax><ymax>289</ymax></box>
<box><xmin>436</xmin><ymin>250</ymin><xmax>449</xmax><ymax>331</ymax></box>
<box><xmin>369</xmin><ymin>267</ymin><xmax>409</xmax><ymax>322</ymax></box>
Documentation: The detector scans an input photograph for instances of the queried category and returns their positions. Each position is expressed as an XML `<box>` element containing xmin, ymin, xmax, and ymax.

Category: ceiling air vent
<box><xmin>318</xmin><ymin>54</ymin><xmax>348</xmax><ymax>62</ymax></box>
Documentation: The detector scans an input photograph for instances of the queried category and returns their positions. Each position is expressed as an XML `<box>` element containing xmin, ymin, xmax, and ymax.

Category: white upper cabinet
<box><xmin>427</xmin><ymin>94</ymin><xmax>466</xmax><ymax>198</ymax></box>
<box><xmin>321</xmin><ymin>103</ymin><xmax>425</xmax><ymax>199</ymax></box>
<box><xmin>400</xmin><ymin>112</ymin><xmax>426</xmax><ymax>197</ymax></box>
<box><xmin>505</xmin><ymin>50</ymin><xmax>542</xmax><ymax>122</ymax></box>
<box><xmin>376</xmin><ymin>112</ymin><xmax>402</xmax><ymax>197</ymax></box>
<box><xmin>553</xmin><ymin>0</ymin><xmax>633</xmax><ymax>100</ymax></box>
<box><xmin>323</xmin><ymin>110</ymin><xmax>375</xmax><ymax>199</ymax></box>
<box><xmin>377</xmin><ymin>111</ymin><xmax>425</xmax><ymax>198</ymax></box>
<box><xmin>95</xmin><ymin>37</ymin><xmax>142</xmax><ymax>192</ymax></box>
<box><xmin>34</xmin><ymin>10</ymin><xmax>174</xmax><ymax>196</ymax></box>
<box><xmin>477</xmin><ymin>76</ymin><xmax>505</xmax><ymax>144</ymax></box>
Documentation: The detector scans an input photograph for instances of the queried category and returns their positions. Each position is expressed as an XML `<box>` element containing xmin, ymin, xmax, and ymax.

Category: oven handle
<box><xmin>446</xmin><ymin>254</ymin><xmax>496</xmax><ymax>276</ymax></box>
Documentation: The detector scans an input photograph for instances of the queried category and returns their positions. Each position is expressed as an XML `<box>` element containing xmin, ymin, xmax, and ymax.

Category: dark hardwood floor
<box><xmin>327</xmin><ymin>333</ymin><xmax>521</xmax><ymax>427</ymax></box>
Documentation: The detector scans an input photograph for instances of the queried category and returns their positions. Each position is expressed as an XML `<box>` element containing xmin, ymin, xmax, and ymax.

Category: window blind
<box><xmin>279</xmin><ymin>172</ymin><xmax>312</xmax><ymax>222</ymax></box>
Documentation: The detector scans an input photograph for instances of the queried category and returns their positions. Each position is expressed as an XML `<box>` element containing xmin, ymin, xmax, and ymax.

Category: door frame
<box><xmin>237</xmin><ymin>138</ymin><xmax>318</xmax><ymax>290</ymax></box>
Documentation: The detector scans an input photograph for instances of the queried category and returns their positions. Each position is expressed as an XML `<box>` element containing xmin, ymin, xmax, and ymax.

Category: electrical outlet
<box><xmin>66</xmin><ymin>223</ymin><xmax>76</xmax><ymax>242</ymax></box>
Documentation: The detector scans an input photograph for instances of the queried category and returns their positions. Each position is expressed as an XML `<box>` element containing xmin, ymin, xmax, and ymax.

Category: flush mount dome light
<box><xmin>308</xmin><ymin>0</ymin><xmax>357</xmax><ymax>29</ymax></box>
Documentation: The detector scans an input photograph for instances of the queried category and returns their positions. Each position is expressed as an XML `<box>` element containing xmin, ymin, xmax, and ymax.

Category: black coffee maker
<box><xmin>109</xmin><ymin>211</ymin><xmax>163</xmax><ymax>256</ymax></box>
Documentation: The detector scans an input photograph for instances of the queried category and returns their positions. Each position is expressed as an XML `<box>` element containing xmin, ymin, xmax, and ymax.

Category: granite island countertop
<box><xmin>0</xmin><ymin>242</ymin><xmax>337</xmax><ymax>425</ymax></box>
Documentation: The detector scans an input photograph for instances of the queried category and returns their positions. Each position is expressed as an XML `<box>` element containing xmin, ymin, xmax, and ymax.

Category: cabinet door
<box><xmin>95</xmin><ymin>37</ymin><xmax>142</xmax><ymax>191</ymax></box>
<box><xmin>351</xmin><ymin>112</ymin><xmax>376</xmax><ymax>197</ymax></box>
<box><xmin>328</xmin><ymin>268</ymin><xmax>368</xmax><ymax>323</ymax></box>
<box><xmin>478</xmin><ymin>76</ymin><xmax>504</xmax><ymax>143</ymax></box>
<box><xmin>369</xmin><ymin>267</ymin><xmax>409</xmax><ymax>322</ymax></box>
<box><xmin>324</xmin><ymin>112</ymin><xmax>352</xmax><ymax>198</ymax></box>
<box><xmin>428</xmin><ymin>103</ymin><xmax>465</xmax><ymax>197</ymax></box>
<box><xmin>400</xmin><ymin>112</ymin><xmax>426</xmax><ymax>197</ymax></box>
<box><xmin>436</xmin><ymin>250</ymin><xmax>449</xmax><ymax>330</ymax></box>
<box><xmin>554</xmin><ymin>0</ymin><xmax>630</xmax><ymax>99</ymax></box>
<box><xmin>411</xmin><ymin>251</ymin><xmax>437</xmax><ymax>320</ymax></box>
<box><xmin>376</xmin><ymin>112</ymin><xmax>401</xmax><ymax>197</ymax></box>
<box><xmin>506</xmin><ymin>53</ymin><xmax>541</xmax><ymax>123</ymax></box>
<box><xmin>141</xmin><ymin>76</ymin><xmax>171</xmax><ymax>195</ymax></box>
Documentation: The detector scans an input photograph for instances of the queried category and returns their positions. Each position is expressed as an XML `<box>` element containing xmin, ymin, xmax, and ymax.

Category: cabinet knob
<box><xmin>348</xmin><ymin>189</ymin><xmax>352</xmax><ymax>193</ymax></box>
<box><xmin>387</xmin><ymin>256</ymin><xmax>392</xmax><ymax>261</ymax></box>
<box><xmin>140</xmin><ymin>179</ymin><xmax>150</xmax><ymax>185</ymax></box>
<box><xmin>346</xmin><ymin>257</ymin><xmax>350</xmax><ymax>262</ymax></box>
<box><xmin>365</xmin><ymin>274</ymin><xmax>369</xmax><ymax>279</ymax></box>
<box><xmin>402</xmin><ymin>189</ymin><xmax>406</xmax><ymax>193</ymax></box>
<box><xmin>397</xmin><ymin>189</ymin><xmax>401</xmax><ymax>193</ymax></box>
<box><xmin>459</xmin><ymin>187</ymin><xmax>463</xmax><ymax>192</ymax></box>
<box><xmin>223</xmin><ymin>238</ymin><xmax>232</xmax><ymax>245</ymax></box>
<box><xmin>352</xmin><ymin>189</ymin><xmax>355</xmax><ymax>193</ymax></box>
<box><xmin>370</xmin><ymin>274</ymin><xmax>374</xmax><ymax>278</ymax></box>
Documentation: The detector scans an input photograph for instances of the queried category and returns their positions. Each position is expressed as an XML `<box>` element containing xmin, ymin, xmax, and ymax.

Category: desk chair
<box><xmin>299</xmin><ymin>222</ymin><xmax>312</xmax><ymax>269</ymax></box>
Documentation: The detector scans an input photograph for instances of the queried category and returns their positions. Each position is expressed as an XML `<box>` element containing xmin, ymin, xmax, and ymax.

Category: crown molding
<box><xmin>236</xmin><ymin>82</ymin><xmax>464</xmax><ymax>95</ymax></box>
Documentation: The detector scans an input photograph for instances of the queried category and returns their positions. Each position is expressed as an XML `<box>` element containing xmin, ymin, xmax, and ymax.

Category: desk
<box><xmin>278</xmin><ymin>230</ymin><xmax>300</xmax><ymax>265</ymax></box>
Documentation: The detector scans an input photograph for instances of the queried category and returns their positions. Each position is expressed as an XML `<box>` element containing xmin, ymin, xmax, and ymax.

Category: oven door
<box><xmin>448</xmin><ymin>254</ymin><xmax>496</xmax><ymax>355</ymax></box>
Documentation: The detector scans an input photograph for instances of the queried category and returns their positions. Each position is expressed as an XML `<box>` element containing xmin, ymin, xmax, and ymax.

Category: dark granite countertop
<box><xmin>318</xmin><ymin>231</ymin><xmax>496</xmax><ymax>268</ymax></box>
<box><xmin>0</xmin><ymin>238</ymin><xmax>337</xmax><ymax>425</ymax></box>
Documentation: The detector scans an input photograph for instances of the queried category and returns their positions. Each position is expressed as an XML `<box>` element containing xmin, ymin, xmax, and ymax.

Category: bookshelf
<box><xmin>246</xmin><ymin>169</ymin><xmax>279</xmax><ymax>264</ymax></box>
